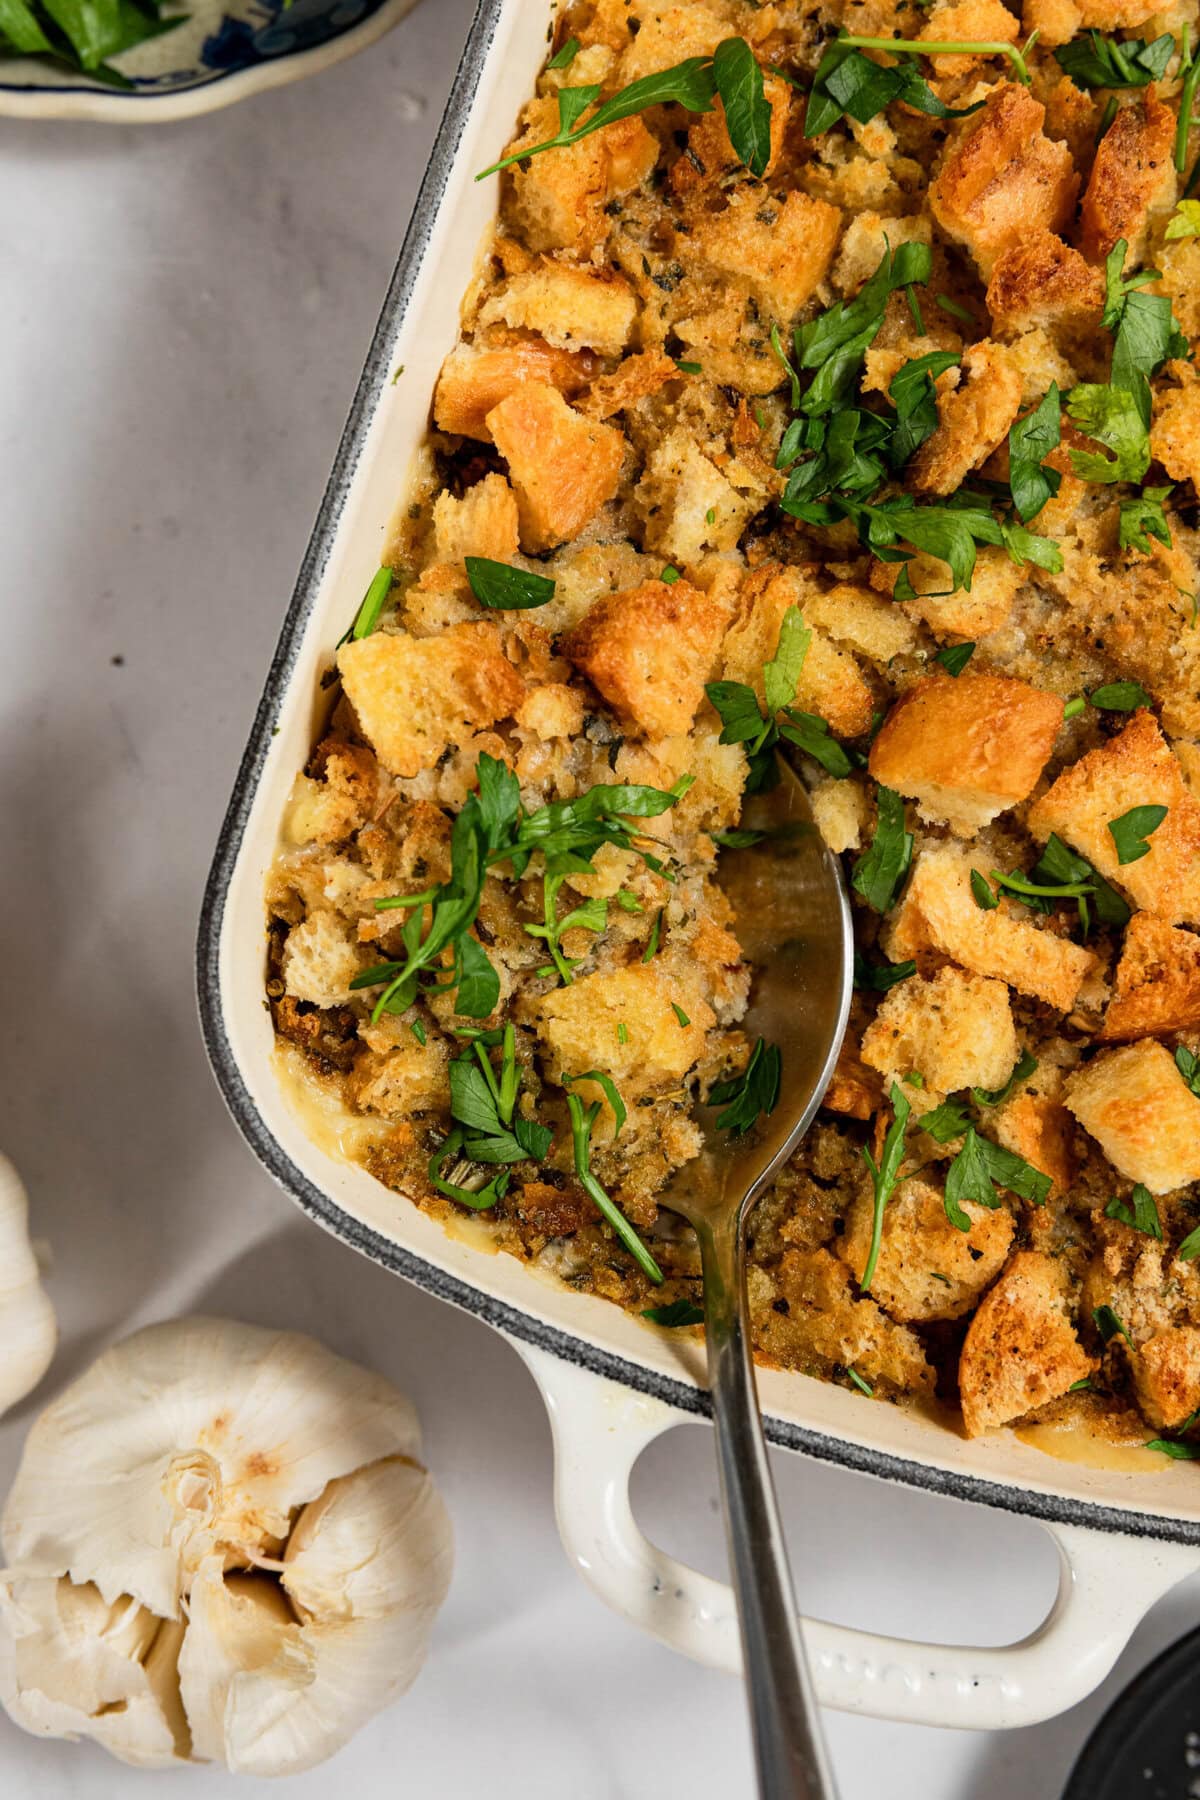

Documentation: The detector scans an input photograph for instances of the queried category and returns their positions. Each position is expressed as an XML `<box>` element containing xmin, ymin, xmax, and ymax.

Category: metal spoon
<box><xmin>660</xmin><ymin>753</ymin><xmax>853</xmax><ymax>1800</ymax></box>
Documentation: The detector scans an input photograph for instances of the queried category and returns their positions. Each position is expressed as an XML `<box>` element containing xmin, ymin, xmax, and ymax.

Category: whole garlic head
<box><xmin>0</xmin><ymin>1317</ymin><xmax>452</xmax><ymax>1775</ymax></box>
<box><xmin>0</xmin><ymin>1153</ymin><xmax>56</xmax><ymax>1417</ymax></box>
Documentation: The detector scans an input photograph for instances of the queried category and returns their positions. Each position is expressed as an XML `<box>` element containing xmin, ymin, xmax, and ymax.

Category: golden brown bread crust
<box><xmin>959</xmin><ymin>1252</ymin><xmax>1095</xmax><ymax>1436</ymax></box>
<box><xmin>1078</xmin><ymin>87</ymin><xmax>1177</xmax><ymax>265</ymax></box>
<box><xmin>1100</xmin><ymin>915</ymin><xmax>1200</xmax><ymax>1040</ymax></box>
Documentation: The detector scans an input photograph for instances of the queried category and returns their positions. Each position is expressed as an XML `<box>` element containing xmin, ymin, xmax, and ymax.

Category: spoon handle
<box><xmin>699</xmin><ymin>1214</ymin><xmax>840</xmax><ymax>1800</ymax></box>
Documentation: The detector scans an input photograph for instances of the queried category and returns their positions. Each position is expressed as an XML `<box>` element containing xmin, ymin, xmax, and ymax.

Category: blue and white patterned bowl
<box><xmin>0</xmin><ymin>0</ymin><xmax>419</xmax><ymax>120</ymax></box>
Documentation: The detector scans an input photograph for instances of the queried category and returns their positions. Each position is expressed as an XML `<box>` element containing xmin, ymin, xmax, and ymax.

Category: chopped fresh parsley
<box><xmin>617</xmin><ymin>1021</ymin><xmax>629</xmax><ymax>1045</ymax></box>
<box><xmin>409</xmin><ymin>1019</ymin><xmax>427</xmax><ymax>1046</ymax></box>
<box><xmin>847</xmin><ymin>1368</ymin><xmax>874</xmax><ymax>1397</ymax></box>
<box><xmin>852</xmin><ymin>785</ymin><xmax>913</xmax><ymax>913</ymax></box>
<box><xmin>934</xmin><ymin>641</ymin><xmax>975</xmax><ymax>677</ymax></box>
<box><xmin>524</xmin><ymin>877</ymin><xmax>607</xmax><ymax>985</ymax></box>
<box><xmin>1008</xmin><ymin>386</ymin><xmax>1062</xmax><ymax>523</ymax></box>
<box><xmin>763</xmin><ymin>606</ymin><xmax>812</xmax><ymax>715</ymax></box>
<box><xmin>676</xmin><ymin>359</ymin><xmax>703</xmax><ymax>374</ymax></box>
<box><xmin>1093</xmin><ymin>1303</ymin><xmax>1129</xmax><ymax>1344</ymax></box>
<box><xmin>943</xmin><ymin>1126</ymin><xmax>1051</xmax><ymax>1224</ymax></box>
<box><xmin>660</xmin><ymin>564</ymin><xmax>682</xmax><ymax>585</ymax></box>
<box><xmin>1068</xmin><ymin>240</ymin><xmax>1187</xmax><ymax>487</ymax></box>
<box><xmin>1063</xmin><ymin>696</ymin><xmax>1086</xmax><ymax>719</ymax></box>
<box><xmin>1166</xmin><ymin>198</ymin><xmax>1200</xmax><ymax>240</ymax></box>
<box><xmin>860</xmin><ymin>1082</ymin><xmax>911</xmax><ymax>1292</ymax></box>
<box><xmin>1176</xmin><ymin>1046</ymin><xmax>1200</xmax><ymax>1098</ymax></box>
<box><xmin>973</xmin><ymin>1050</ymin><xmax>1038</xmax><ymax>1108</ymax></box>
<box><xmin>708</xmin><ymin>1036</ymin><xmax>782</xmax><ymax>1135</ymax></box>
<box><xmin>1146</xmin><ymin>1437</ymin><xmax>1200</xmax><ymax>1459</ymax></box>
<box><xmin>706</xmin><ymin>606</ymin><xmax>852</xmax><ymax>782</ymax></box>
<box><xmin>970</xmin><ymin>867</ymin><xmax>999</xmax><ymax>910</ymax></box>
<box><xmin>1108</xmin><ymin>803</ymin><xmax>1168</xmax><ymax>864</ymax></box>
<box><xmin>920</xmin><ymin>1097</ymin><xmax>971</xmax><ymax>1143</ymax></box>
<box><xmin>1104</xmin><ymin>1184</ymin><xmax>1162</xmax><ymax>1239</ymax></box>
<box><xmin>546</xmin><ymin>33</ymin><xmax>580</xmax><ymax>70</ymax></box>
<box><xmin>804</xmin><ymin>38</ymin><xmax>983</xmax><ymax>136</ymax></box>
<box><xmin>479</xmin><ymin>37</ymin><xmax>774</xmax><ymax>182</ymax></box>
<box><xmin>428</xmin><ymin>1025</ymin><xmax>553</xmax><ymax>1210</ymax></box>
<box><xmin>1069</xmin><ymin>1378</ymin><xmax>1093</xmax><ymax>1393</ymax></box>
<box><xmin>338</xmin><ymin>565</ymin><xmax>394</xmax><ymax>646</ymax></box>
<box><xmin>465</xmin><ymin>556</ymin><xmax>555</xmax><ymax>610</ymax></box>
<box><xmin>642</xmin><ymin>1297</ymin><xmax>705</xmax><ymax>1327</ymax></box>
<box><xmin>1118</xmin><ymin>487</ymin><xmax>1173</xmax><ymax>555</ymax></box>
<box><xmin>853</xmin><ymin>952</ymin><xmax>917</xmax><ymax>992</ymax></box>
<box><xmin>1089</xmin><ymin>679</ymin><xmax>1153</xmax><ymax>711</ymax></box>
<box><xmin>1053</xmin><ymin>29</ymin><xmax>1174</xmax><ymax>87</ymax></box>
<box><xmin>1067</xmin><ymin>382</ymin><xmax>1151</xmax><ymax>484</ymax></box>
<box><xmin>1179</xmin><ymin>1222</ymin><xmax>1200</xmax><ymax>1262</ymax></box>
<box><xmin>642</xmin><ymin>909</ymin><xmax>663</xmax><ymax>962</ymax></box>
<box><xmin>565</xmin><ymin>1071</ymin><xmax>663</xmax><ymax>1283</ymax></box>
<box><xmin>671</xmin><ymin>1002</ymin><xmax>691</xmax><ymax>1027</ymax></box>
<box><xmin>1029</xmin><ymin>832</ymin><xmax>1131</xmax><ymax>929</ymax></box>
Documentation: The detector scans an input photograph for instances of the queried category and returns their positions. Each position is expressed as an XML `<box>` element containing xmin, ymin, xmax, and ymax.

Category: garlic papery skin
<box><xmin>0</xmin><ymin>1153</ymin><xmax>56</xmax><ymax>1417</ymax></box>
<box><xmin>0</xmin><ymin>1318</ymin><xmax>453</xmax><ymax>1774</ymax></box>
<box><xmin>179</xmin><ymin>1458</ymin><xmax>452</xmax><ymax>1777</ymax></box>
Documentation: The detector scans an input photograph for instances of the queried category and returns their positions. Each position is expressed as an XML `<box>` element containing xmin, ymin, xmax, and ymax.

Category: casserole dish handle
<box><xmin>513</xmin><ymin>1340</ymin><xmax>1197</xmax><ymax>1730</ymax></box>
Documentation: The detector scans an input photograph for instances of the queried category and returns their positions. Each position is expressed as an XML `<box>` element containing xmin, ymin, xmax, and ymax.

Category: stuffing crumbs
<box><xmin>267</xmin><ymin>0</ymin><xmax>1200</xmax><ymax>1450</ymax></box>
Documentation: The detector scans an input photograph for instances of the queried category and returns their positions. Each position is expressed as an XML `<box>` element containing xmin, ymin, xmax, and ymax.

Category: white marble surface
<box><xmin>2</xmin><ymin>12</ymin><xmax>1197</xmax><ymax>1796</ymax></box>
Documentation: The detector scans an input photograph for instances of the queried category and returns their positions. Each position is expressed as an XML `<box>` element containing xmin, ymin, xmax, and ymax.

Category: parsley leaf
<box><xmin>1067</xmin><ymin>382</ymin><xmax>1151</xmax><ymax>483</ymax></box>
<box><xmin>428</xmin><ymin>1025</ymin><xmax>553</xmax><ymax>1209</ymax></box>
<box><xmin>546</xmin><ymin>34</ymin><xmax>580</xmax><ymax>70</ymax></box>
<box><xmin>1031</xmin><ymin>832</ymin><xmax>1131</xmax><ymax>928</ymax></box>
<box><xmin>1089</xmin><ymin>678</ymin><xmax>1153</xmax><ymax>710</ymax></box>
<box><xmin>1008</xmin><ymin>386</ymin><xmax>1062</xmax><ymax>522</ymax></box>
<box><xmin>707</xmin><ymin>679</ymin><xmax>769</xmax><ymax>746</ymax></box>
<box><xmin>1053</xmin><ymin>29</ymin><xmax>1174</xmax><ymax>87</ymax></box>
<box><xmin>466</xmin><ymin>557</ymin><xmax>555</xmax><ymax>610</ymax></box>
<box><xmin>944</xmin><ymin>1128</ymin><xmax>1052</xmax><ymax>1216</ymax></box>
<box><xmin>564</xmin><ymin>1072</ymin><xmax>662</xmax><ymax>1283</ymax></box>
<box><xmin>708</xmin><ymin>1036</ymin><xmax>782</xmax><ymax>1134</ymax></box>
<box><xmin>973</xmin><ymin>1050</ymin><xmax>1038</xmax><ymax>1108</ymax></box>
<box><xmin>852</xmin><ymin>785</ymin><xmax>913</xmax><ymax>913</ymax></box>
<box><xmin>970</xmin><ymin>867</ymin><xmax>998</xmax><ymax>910</ymax></box>
<box><xmin>860</xmin><ymin>1082</ymin><xmax>910</xmax><ymax>1292</ymax></box>
<box><xmin>477</xmin><ymin>55</ymin><xmax>718</xmax><ymax>179</ymax></box>
<box><xmin>1108</xmin><ymin>802</ymin><xmax>1168</xmax><ymax>864</ymax></box>
<box><xmin>779</xmin><ymin>709</ymin><xmax>854</xmax><ymax>777</ymax></box>
<box><xmin>524</xmin><ymin>873</ymin><xmax>608</xmax><ymax>985</ymax></box>
<box><xmin>920</xmin><ymin>1098</ymin><xmax>971</xmax><ymax>1143</ymax></box>
<box><xmin>712</xmin><ymin>36</ymin><xmax>773</xmax><ymax>176</ymax></box>
<box><xmin>1166</xmin><ymin>198</ymin><xmax>1200</xmax><ymax>240</ymax></box>
<box><xmin>642</xmin><ymin>1297</ymin><xmax>705</xmax><ymax>1327</ymax></box>
<box><xmin>1146</xmin><ymin>1437</ymin><xmax>1200</xmax><ymax>1459</ymax></box>
<box><xmin>853</xmin><ymin>953</ymin><xmax>917</xmax><ymax>992</ymax></box>
<box><xmin>847</xmin><ymin>1368</ymin><xmax>875</xmax><ymax>1396</ymax></box>
<box><xmin>887</xmin><ymin>350</ymin><xmax>961</xmax><ymax>471</ymax></box>
<box><xmin>793</xmin><ymin>241</ymin><xmax>933</xmax><ymax>411</ymax></box>
<box><xmin>1105</xmin><ymin>1184</ymin><xmax>1163</xmax><ymax>1238</ymax></box>
<box><xmin>338</xmin><ymin>566</ymin><xmax>394</xmax><ymax>646</ymax></box>
<box><xmin>762</xmin><ymin>604</ymin><xmax>811</xmax><ymax>714</ymax></box>
<box><xmin>935</xmin><ymin>641</ymin><xmax>975</xmax><ymax>677</ymax></box>
<box><xmin>1093</xmin><ymin>1304</ymin><xmax>1129</xmax><ymax>1344</ymax></box>
<box><xmin>943</xmin><ymin>1125</ymin><xmax>997</xmax><ymax>1227</ymax></box>
<box><xmin>1176</xmin><ymin>1045</ymin><xmax>1200</xmax><ymax>1097</ymax></box>
<box><xmin>804</xmin><ymin>40</ymin><xmax>985</xmax><ymax>135</ymax></box>
<box><xmin>1118</xmin><ymin>486</ymin><xmax>1173</xmax><ymax>555</ymax></box>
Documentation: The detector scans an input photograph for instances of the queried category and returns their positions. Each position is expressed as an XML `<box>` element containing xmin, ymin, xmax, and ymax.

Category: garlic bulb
<box><xmin>0</xmin><ymin>1318</ymin><xmax>452</xmax><ymax>1774</ymax></box>
<box><xmin>0</xmin><ymin>1153</ymin><xmax>56</xmax><ymax>1417</ymax></box>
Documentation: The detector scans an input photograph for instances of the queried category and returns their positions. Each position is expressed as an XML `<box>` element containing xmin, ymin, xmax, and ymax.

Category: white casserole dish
<box><xmin>197</xmin><ymin>0</ymin><xmax>1200</xmax><ymax>1728</ymax></box>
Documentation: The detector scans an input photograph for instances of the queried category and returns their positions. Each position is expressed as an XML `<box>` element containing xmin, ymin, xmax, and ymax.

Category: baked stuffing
<box><xmin>267</xmin><ymin>0</ymin><xmax>1200</xmax><ymax>1453</ymax></box>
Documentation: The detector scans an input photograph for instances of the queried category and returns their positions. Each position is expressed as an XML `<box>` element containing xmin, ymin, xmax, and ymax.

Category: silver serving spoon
<box><xmin>660</xmin><ymin>754</ymin><xmax>852</xmax><ymax>1800</ymax></box>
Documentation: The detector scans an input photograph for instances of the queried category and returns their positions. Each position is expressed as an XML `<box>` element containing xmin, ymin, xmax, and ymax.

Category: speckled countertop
<box><xmin>1</xmin><ymin>9</ymin><xmax>1196</xmax><ymax>1793</ymax></box>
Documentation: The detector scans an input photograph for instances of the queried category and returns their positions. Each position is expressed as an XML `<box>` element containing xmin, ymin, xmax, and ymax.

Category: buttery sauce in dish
<box><xmin>266</xmin><ymin>0</ymin><xmax>1200</xmax><ymax>1464</ymax></box>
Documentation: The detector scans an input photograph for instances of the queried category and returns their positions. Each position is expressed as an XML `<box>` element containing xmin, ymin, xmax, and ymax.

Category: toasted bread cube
<box><xmin>811</xmin><ymin>776</ymin><xmax>870</xmax><ymax>855</ymax></box>
<box><xmin>338</xmin><ymin>624</ymin><xmax>524</xmax><ymax>778</ymax></box>
<box><xmin>281</xmin><ymin>911</ymin><xmax>364</xmax><ymax>1009</ymax></box>
<box><xmin>1079</xmin><ymin>88</ymin><xmax>1176</xmax><ymax>265</ymax></box>
<box><xmin>911</xmin><ymin>341</ymin><xmax>1024</xmax><ymax>496</ymax></box>
<box><xmin>1027</xmin><ymin>712</ymin><xmax>1200</xmax><ymax>924</ymax></box>
<box><xmin>930</xmin><ymin>84</ymin><xmax>1079</xmax><ymax>278</ymax></box>
<box><xmin>869</xmin><ymin>673</ymin><xmax>1064</xmax><ymax>835</ymax></box>
<box><xmin>479</xmin><ymin>261</ymin><xmax>637</xmax><ymax>357</ymax></box>
<box><xmin>617</xmin><ymin>3</ymin><xmax>727</xmax><ymax>82</ymax></box>
<box><xmin>1132</xmin><ymin>1327</ymin><xmax>1200</xmax><ymax>1431</ymax></box>
<box><xmin>285</xmin><ymin>739</ymin><xmax>378</xmax><ymax>848</ymax></box>
<box><xmin>487</xmin><ymin>383</ymin><xmax>625</xmax><ymax>553</ymax></box>
<box><xmin>1160</xmin><ymin>234</ymin><xmax>1200</xmax><ymax>339</ymax></box>
<box><xmin>821</xmin><ymin>1034</ymin><xmax>882</xmax><ymax>1120</ymax></box>
<box><xmin>504</xmin><ymin>98</ymin><xmax>657</xmax><ymax>254</ymax></box>
<box><xmin>634</xmin><ymin>425</ymin><xmax>759</xmax><ymax>560</ymax></box>
<box><xmin>563</xmin><ymin>578</ymin><xmax>725</xmax><ymax>738</ymax></box>
<box><xmin>993</xmin><ymin>1068</ymin><xmax>1076</xmax><ymax>1201</ymax></box>
<box><xmin>832</xmin><ymin>212</ymin><xmax>932</xmax><ymax>296</ymax></box>
<box><xmin>861</xmin><ymin>966</ymin><xmax>1020</xmax><ymax>1103</ymax></box>
<box><xmin>723</xmin><ymin>565</ymin><xmax>874</xmax><ymax>739</ymax></box>
<box><xmin>581</xmin><ymin>349</ymin><xmax>680</xmax><ymax>420</ymax></box>
<box><xmin>696</xmin><ymin>186</ymin><xmax>841</xmax><ymax>321</ymax></box>
<box><xmin>349</xmin><ymin>1031</ymin><xmax>451</xmax><ymax>1117</ymax></box>
<box><xmin>1065</xmin><ymin>1040</ymin><xmax>1200</xmax><ymax>1193</ymax></box>
<box><xmin>839</xmin><ymin>1176</ymin><xmax>1015</xmax><ymax>1323</ymax></box>
<box><xmin>986</xmin><ymin>230</ymin><xmax>1104</xmax><ymax>336</ymax></box>
<box><xmin>1101</xmin><ymin>915</ymin><xmax>1200</xmax><ymax>1040</ymax></box>
<box><xmin>917</xmin><ymin>0</ymin><xmax>1018</xmax><ymax>72</ymax></box>
<box><xmin>751</xmin><ymin>1248</ymin><xmax>934</xmax><ymax>1396</ymax></box>
<box><xmin>803</xmin><ymin>582</ymin><xmax>917</xmax><ymax>665</ymax></box>
<box><xmin>535</xmin><ymin>962</ymin><xmax>714</xmax><ymax>1098</ymax></box>
<box><xmin>515</xmin><ymin>683</ymin><xmax>586</xmax><ymax>743</ymax></box>
<box><xmin>613</xmin><ymin>722</ymin><xmax>747</xmax><ymax>855</ymax></box>
<box><xmin>432</xmin><ymin>473</ymin><xmax>519</xmax><ymax>567</ymax></box>
<box><xmin>871</xmin><ymin>544</ymin><xmax>1021</xmax><ymax>639</ymax></box>
<box><xmin>886</xmin><ymin>844</ymin><xmax>1097</xmax><ymax>1012</ymax></box>
<box><xmin>1151</xmin><ymin>380</ymin><xmax>1200</xmax><ymax>494</ymax></box>
<box><xmin>958</xmin><ymin>1251</ymin><xmax>1095</xmax><ymax>1435</ymax></box>
<box><xmin>433</xmin><ymin>339</ymin><xmax>593</xmax><ymax>441</ymax></box>
<box><xmin>1023</xmin><ymin>0</ymin><xmax>1163</xmax><ymax>46</ymax></box>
